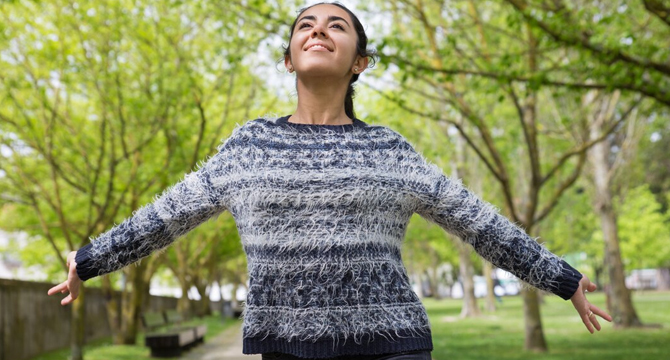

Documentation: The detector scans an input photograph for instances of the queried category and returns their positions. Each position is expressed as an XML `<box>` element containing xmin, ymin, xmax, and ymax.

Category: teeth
<box><xmin>309</xmin><ymin>45</ymin><xmax>327</xmax><ymax>50</ymax></box>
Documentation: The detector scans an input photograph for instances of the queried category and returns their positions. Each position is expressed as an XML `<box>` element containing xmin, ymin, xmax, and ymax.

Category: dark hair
<box><xmin>283</xmin><ymin>1</ymin><xmax>377</xmax><ymax>120</ymax></box>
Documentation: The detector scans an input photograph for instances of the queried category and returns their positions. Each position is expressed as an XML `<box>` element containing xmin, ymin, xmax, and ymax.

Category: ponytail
<box><xmin>345</xmin><ymin>78</ymin><xmax>357</xmax><ymax>120</ymax></box>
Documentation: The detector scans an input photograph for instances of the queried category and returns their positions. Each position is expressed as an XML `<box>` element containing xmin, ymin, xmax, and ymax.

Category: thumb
<box><xmin>587</xmin><ymin>281</ymin><xmax>597</xmax><ymax>292</ymax></box>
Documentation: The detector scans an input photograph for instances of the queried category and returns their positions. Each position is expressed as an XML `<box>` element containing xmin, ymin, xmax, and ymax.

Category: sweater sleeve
<box><xmin>406</xmin><ymin>144</ymin><xmax>581</xmax><ymax>300</ymax></box>
<box><xmin>75</xmin><ymin>135</ymin><xmax>238</xmax><ymax>282</ymax></box>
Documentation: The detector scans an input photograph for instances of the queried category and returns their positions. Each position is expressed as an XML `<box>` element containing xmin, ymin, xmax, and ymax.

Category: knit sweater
<box><xmin>75</xmin><ymin>115</ymin><xmax>582</xmax><ymax>358</ymax></box>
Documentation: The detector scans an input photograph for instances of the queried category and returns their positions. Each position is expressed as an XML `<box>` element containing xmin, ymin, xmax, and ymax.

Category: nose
<box><xmin>311</xmin><ymin>23</ymin><xmax>327</xmax><ymax>38</ymax></box>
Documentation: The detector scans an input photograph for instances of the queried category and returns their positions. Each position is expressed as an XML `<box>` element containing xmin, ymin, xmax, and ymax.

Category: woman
<box><xmin>48</xmin><ymin>2</ymin><xmax>612</xmax><ymax>359</ymax></box>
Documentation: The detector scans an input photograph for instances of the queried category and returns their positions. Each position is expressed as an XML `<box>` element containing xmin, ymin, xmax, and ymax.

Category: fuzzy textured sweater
<box><xmin>75</xmin><ymin>115</ymin><xmax>582</xmax><ymax>358</ymax></box>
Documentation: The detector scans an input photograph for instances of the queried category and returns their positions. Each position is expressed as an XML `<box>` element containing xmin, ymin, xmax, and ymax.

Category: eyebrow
<box><xmin>297</xmin><ymin>15</ymin><xmax>351</xmax><ymax>28</ymax></box>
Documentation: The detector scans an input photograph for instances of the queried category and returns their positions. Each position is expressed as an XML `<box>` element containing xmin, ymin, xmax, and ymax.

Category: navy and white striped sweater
<box><xmin>75</xmin><ymin>115</ymin><xmax>582</xmax><ymax>358</ymax></box>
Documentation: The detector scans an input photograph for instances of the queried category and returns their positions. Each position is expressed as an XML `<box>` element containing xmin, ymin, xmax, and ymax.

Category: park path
<box><xmin>182</xmin><ymin>322</ymin><xmax>261</xmax><ymax>360</ymax></box>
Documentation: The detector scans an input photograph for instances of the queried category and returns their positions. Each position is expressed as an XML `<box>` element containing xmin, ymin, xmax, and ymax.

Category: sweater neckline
<box><xmin>275</xmin><ymin>114</ymin><xmax>367</xmax><ymax>133</ymax></box>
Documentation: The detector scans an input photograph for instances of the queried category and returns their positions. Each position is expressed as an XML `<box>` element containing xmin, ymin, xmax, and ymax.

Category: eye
<box><xmin>299</xmin><ymin>23</ymin><xmax>312</xmax><ymax>29</ymax></box>
<box><xmin>331</xmin><ymin>23</ymin><xmax>344</xmax><ymax>30</ymax></box>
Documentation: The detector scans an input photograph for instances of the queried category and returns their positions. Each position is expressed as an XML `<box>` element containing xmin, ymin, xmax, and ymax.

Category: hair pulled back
<box><xmin>283</xmin><ymin>1</ymin><xmax>377</xmax><ymax>120</ymax></box>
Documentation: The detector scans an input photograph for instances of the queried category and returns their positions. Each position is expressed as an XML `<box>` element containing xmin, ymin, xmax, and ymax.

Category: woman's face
<box><xmin>285</xmin><ymin>4</ymin><xmax>363</xmax><ymax>79</ymax></box>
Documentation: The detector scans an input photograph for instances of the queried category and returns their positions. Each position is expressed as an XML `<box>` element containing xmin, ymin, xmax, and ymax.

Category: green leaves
<box><xmin>615</xmin><ymin>185</ymin><xmax>670</xmax><ymax>269</ymax></box>
<box><xmin>0</xmin><ymin>0</ymin><xmax>282</xmax><ymax>285</ymax></box>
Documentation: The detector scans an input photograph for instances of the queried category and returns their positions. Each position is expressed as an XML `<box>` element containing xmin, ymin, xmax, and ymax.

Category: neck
<box><xmin>290</xmin><ymin>76</ymin><xmax>352</xmax><ymax>125</ymax></box>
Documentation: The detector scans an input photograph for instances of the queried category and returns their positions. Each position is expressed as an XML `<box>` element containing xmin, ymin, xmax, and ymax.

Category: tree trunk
<box><xmin>412</xmin><ymin>272</ymin><xmax>425</xmax><ymax>299</ymax></box>
<box><xmin>598</xmin><ymin>201</ymin><xmax>641</xmax><ymax>327</ymax></box>
<box><xmin>483</xmin><ymin>262</ymin><xmax>497</xmax><ymax>312</ymax></box>
<box><xmin>178</xmin><ymin>280</ymin><xmax>193</xmax><ymax>317</ymax></box>
<box><xmin>452</xmin><ymin>108</ymin><xmax>479</xmax><ymax>318</ymax></box>
<box><xmin>521</xmin><ymin>288</ymin><xmax>547</xmax><ymax>352</ymax></box>
<box><xmin>232</xmin><ymin>282</ymin><xmax>242</xmax><ymax>310</ymax></box>
<box><xmin>423</xmin><ymin>269</ymin><xmax>438</xmax><ymax>298</ymax></box>
<box><xmin>458</xmin><ymin>242</ymin><xmax>480</xmax><ymax>317</ymax></box>
<box><xmin>194</xmin><ymin>281</ymin><xmax>212</xmax><ymax>317</ymax></box>
<box><xmin>589</xmin><ymin>111</ymin><xmax>642</xmax><ymax>328</ymax></box>
<box><xmin>516</xmin><ymin>17</ymin><xmax>552</xmax><ymax>352</ymax></box>
<box><xmin>70</xmin><ymin>285</ymin><xmax>86</xmax><ymax>360</ymax></box>
<box><xmin>101</xmin><ymin>276</ymin><xmax>123</xmax><ymax>344</ymax></box>
<box><xmin>520</xmin><ymin>243</ymin><xmax>548</xmax><ymax>351</ymax></box>
<box><xmin>120</xmin><ymin>263</ymin><xmax>150</xmax><ymax>344</ymax></box>
<box><xmin>593</xmin><ymin>262</ymin><xmax>604</xmax><ymax>289</ymax></box>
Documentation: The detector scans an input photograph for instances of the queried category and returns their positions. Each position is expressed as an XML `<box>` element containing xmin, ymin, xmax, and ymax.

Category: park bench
<box><xmin>164</xmin><ymin>309</ymin><xmax>207</xmax><ymax>344</ymax></box>
<box><xmin>141</xmin><ymin>310</ymin><xmax>206</xmax><ymax>358</ymax></box>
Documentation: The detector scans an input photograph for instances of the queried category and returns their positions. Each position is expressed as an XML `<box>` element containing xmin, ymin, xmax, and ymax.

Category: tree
<box><xmin>586</xmin><ymin>89</ymin><xmax>643</xmax><ymax>327</ymax></box>
<box><xmin>364</xmin><ymin>0</ymin><xmax>638</xmax><ymax>351</ymax></box>
<box><xmin>0</xmin><ymin>0</ymin><xmax>278</xmax><ymax>356</ymax></box>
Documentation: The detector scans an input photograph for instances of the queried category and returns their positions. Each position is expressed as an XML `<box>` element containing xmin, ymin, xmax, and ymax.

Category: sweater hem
<box><xmin>243</xmin><ymin>331</ymin><xmax>433</xmax><ymax>358</ymax></box>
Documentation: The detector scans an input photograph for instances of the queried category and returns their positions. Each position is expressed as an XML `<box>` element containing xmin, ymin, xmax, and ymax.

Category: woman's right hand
<box><xmin>47</xmin><ymin>251</ymin><xmax>82</xmax><ymax>306</ymax></box>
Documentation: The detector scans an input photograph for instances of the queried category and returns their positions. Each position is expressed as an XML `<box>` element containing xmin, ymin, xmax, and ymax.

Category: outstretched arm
<box><xmin>415</xmin><ymin>171</ymin><xmax>582</xmax><ymax>299</ymax></box>
<box><xmin>409</xmin><ymin>146</ymin><xmax>611</xmax><ymax>331</ymax></box>
<box><xmin>48</xmin><ymin>144</ymin><xmax>233</xmax><ymax>305</ymax></box>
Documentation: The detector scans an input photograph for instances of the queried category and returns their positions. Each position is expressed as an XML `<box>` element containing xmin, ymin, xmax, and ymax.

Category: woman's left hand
<box><xmin>570</xmin><ymin>274</ymin><xmax>613</xmax><ymax>333</ymax></box>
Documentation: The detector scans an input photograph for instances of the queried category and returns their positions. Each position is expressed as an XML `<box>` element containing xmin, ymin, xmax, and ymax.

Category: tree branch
<box><xmin>361</xmin><ymin>80</ymin><xmax>509</xmax><ymax>189</ymax></box>
<box><xmin>379</xmin><ymin>53</ymin><xmax>670</xmax><ymax>107</ymax></box>
<box><xmin>503</xmin><ymin>0</ymin><xmax>670</xmax><ymax>76</ymax></box>
<box><xmin>643</xmin><ymin>0</ymin><xmax>670</xmax><ymax>27</ymax></box>
<box><xmin>540</xmin><ymin>96</ymin><xmax>642</xmax><ymax>185</ymax></box>
<box><xmin>534</xmin><ymin>150</ymin><xmax>586</xmax><ymax>223</ymax></box>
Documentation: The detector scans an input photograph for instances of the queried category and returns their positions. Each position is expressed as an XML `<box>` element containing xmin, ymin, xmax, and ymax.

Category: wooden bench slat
<box><xmin>164</xmin><ymin>309</ymin><xmax>184</xmax><ymax>324</ymax></box>
<box><xmin>142</xmin><ymin>312</ymin><xmax>167</xmax><ymax>331</ymax></box>
<box><xmin>142</xmin><ymin>310</ymin><xmax>208</xmax><ymax>357</ymax></box>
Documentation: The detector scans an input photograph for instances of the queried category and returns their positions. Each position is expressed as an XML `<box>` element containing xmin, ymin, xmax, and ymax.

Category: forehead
<box><xmin>298</xmin><ymin>4</ymin><xmax>352</xmax><ymax>22</ymax></box>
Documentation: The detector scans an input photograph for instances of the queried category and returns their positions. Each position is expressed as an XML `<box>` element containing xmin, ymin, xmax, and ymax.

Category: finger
<box><xmin>47</xmin><ymin>282</ymin><xmax>67</xmax><ymax>296</ymax></box>
<box><xmin>61</xmin><ymin>294</ymin><xmax>73</xmax><ymax>306</ymax></box>
<box><xmin>587</xmin><ymin>281</ymin><xmax>597</xmax><ymax>292</ymax></box>
<box><xmin>591</xmin><ymin>304</ymin><xmax>613</xmax><ymax>322</ymax></box>
<box><xmin>590</xmin><ymin>311</ymin><xmax>602</xmax><ymax>331</ymax></box>
<box><xmin>581</xmin><ymin>311</ymin><xmax>595</xmax><ymax>334</ymax></box>
<box><xmin>582</xmin><ymin>320</ymin><xmax>594</xmax><ymax>334</ymax></box>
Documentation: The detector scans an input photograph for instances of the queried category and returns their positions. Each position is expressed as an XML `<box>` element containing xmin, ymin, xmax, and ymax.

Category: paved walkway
<box><xmin>182</xmin><ymin>322</ymin><xmax>260</xmax><ymax>360</ymax></box>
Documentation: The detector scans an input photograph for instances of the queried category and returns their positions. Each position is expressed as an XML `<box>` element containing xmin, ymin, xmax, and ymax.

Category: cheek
<box><xmin>337</xmin><ymin>35</ymin><xmax>359</xmax><ymax>59</ymax></box>
<box><xmin>289</xmin><ymin>35</ymin><xmax>306</xmax><ymax>62</ymax></box>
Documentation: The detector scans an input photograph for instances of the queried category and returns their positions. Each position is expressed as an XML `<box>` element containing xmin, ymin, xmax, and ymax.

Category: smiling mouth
<box><xmin>305</xmin><ymin>44</ymin><xmax>333</xmax><ymax>52</ymax></box>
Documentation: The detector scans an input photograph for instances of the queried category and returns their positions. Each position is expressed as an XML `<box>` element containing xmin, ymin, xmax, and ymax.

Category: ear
<box><xmin>284</xmin><ymin>55</ymin><xmax>293</xmax><ymax>72</ymax></box>
<box><xmin>352</xmin><ymin>55</ymin><xmax>369</xmax><ymax>74</ymax></box>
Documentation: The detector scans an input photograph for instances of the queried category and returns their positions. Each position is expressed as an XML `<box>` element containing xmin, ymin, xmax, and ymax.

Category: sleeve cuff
<box><xmin>553</xmin><ymin>259</ymin><xmax>582</xmax><ymax>300</ymax></box>
<box><xmin>75</xmin><ymin>243</ymin><xmax>98</xmax><ymax>282</ymax></box>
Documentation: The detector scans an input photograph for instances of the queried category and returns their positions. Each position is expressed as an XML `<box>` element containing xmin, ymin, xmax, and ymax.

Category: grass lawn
<box><xmin>30</xmin><ymin>292</ymin><xmax>668</xmax><ymax>360</ymax></box>
<box><xmin>424</xmin><ymin>290</ymin><xmax>670</xmax><ymax>360</ymax></box>
<box><xmin>29</xmin><ymin>314</ymin><xmax>239</xmax><ymax>360</ymax></box>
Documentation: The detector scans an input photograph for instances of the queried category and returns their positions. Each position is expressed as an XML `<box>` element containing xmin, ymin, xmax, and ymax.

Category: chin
<box><xmin>297</xmin><ymin>66</ymin><xmax>346</xmax><ymax>79</ymax></box>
